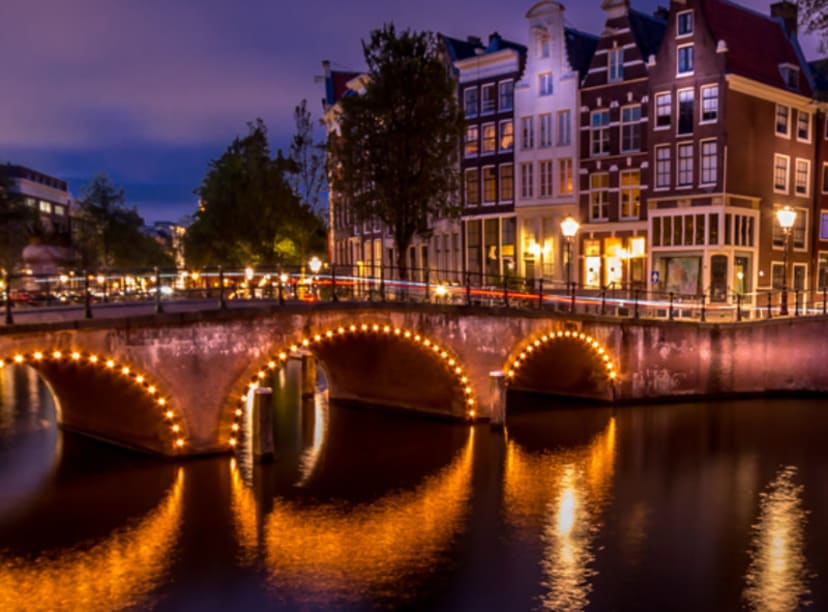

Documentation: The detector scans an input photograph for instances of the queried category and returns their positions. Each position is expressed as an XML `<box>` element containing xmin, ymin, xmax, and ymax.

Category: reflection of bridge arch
<box><xmin>505</xmin><ymin>330</ymin><xmax>617</xmax><ymax>401</ymax></box>
<box><xmin>228</xmin><ymin>323</ymin><xmax>477</xmax><ymax>449</ymax></box>
<box><xmin>0</xmin><ymin>468</ymin><xmax>184</xmax><ymax>611</ymax></box>
<box><xmin>230</xmin><ymin>429</ymin><xmax>475</xmax><ymax>602</ymax></box>
<box><xmin>0</xmin><ymin>350</ymin><xmax>186</xmax><ymax>453</ymax></box>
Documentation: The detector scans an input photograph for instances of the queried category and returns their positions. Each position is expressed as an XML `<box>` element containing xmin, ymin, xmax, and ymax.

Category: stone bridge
<box><xmin>1</xmin><ymin>302</ymin><xmax>827</xmax><ymax>456</ymax></box>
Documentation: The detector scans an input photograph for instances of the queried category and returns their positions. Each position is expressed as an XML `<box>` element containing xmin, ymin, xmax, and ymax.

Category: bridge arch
<box><xmin>229</xmin><ymin>322</ymin><xmax>477</xmax><ymax>449</ymax></box>
<box><xmin>0</xmin><ymin>349</ymin><xmax>186</xmax><ymax>454</ymax></box>
<box><xmin>504</xmin><ymin>329</ymin><xmax>617</xmax><ymax>402</ymax></box>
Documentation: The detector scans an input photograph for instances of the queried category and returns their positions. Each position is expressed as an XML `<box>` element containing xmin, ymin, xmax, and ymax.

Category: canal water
<box><xmin>1</xmin><ymin>362</ymin><xmax>827</xmax><ymax>611</ymax></box>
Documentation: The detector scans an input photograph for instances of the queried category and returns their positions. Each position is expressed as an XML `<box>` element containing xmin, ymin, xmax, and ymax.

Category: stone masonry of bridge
<box><xmin>0</xmin><ymin>302</ymin><xmax>827</xmax><ymax>456</ymax></box>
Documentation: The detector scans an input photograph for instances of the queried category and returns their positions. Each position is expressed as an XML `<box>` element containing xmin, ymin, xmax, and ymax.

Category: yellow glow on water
<box><xmin>504</xmin><ymin>417</ymin><xmax>617</xmax><ymax>611</ymax></box>
<box><xmin>232</xmin><ymin>430</ymin><xmax>476</xmax><ymax>603</ymax></box>
<box><xmin>743</xmin><ymin>465</ymin><xmax>810</xmax><ymax>611</ymax></box>
<box><xmin>230</xmin><ymin>459</ymin><xmax>259</xmax><ymax>562</ymax></box>
<box><xmin>297</xmin><ymin>391</ymin><xmax>330</xmax><ymax>487</ymax></box>
<box><xmin>0</xmin><ymin>468</ymin><xmax>184</xmax><ymax>612</ymax></box>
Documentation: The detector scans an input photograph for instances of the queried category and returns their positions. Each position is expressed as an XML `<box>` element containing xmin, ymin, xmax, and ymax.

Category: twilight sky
<box><xmin>0</xmin><ymin>0</ymin><xmax>820</xmax><ymax>224</ymax></box>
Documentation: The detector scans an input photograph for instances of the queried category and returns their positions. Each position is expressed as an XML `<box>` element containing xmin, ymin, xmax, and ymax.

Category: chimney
<box><xmin>467</xmin><ymin>35</ymin><xmax>482</xmax><ymax>47</ymax></box>
<box><xmin>653</xmin><ymin>5</ymin><xmax>669</xmax><ymax>21</ymax></box>
<box><xmin>771</xmin><ymin>1</ymin><xmax>798</xmax><ymax>38</ymax></box>
<box><xmin>488</xmin><ymin>31</ymin><xmax>502</xmax><ymax>51</ymax></box>
<box><xmin>601</xmin><ymin>0</ymin><xmax>629</xmax><ymax>20</ymax></box>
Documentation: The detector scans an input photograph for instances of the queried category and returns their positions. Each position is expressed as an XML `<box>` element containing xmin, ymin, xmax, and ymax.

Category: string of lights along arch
<box><xmin>504</xmin><ymin>330</ymin><xmax>617</xmax><ymax>382</ymax></box>
<box><xmin>0</xmin><ymin>350</ymin><xmax>186</xmax><ymax>450</ymax></box>
<box><xmin>229</xmin><ymin>323</ymin><xmax>477</xmax><ymax>449</ymax></box>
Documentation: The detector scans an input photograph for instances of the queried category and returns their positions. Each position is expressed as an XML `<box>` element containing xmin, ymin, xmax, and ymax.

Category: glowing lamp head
<box><xmin>435</xmin><ymin>283</ymin><xmax>448</xmax><ymax>297</ymax></box>
<box><xmin>279</xmin><ymin>273</ymin><xmax>288</xmax><ymax>284</ymax></box>
<box><xmin>776</xmin><ymin>206</ymin><xmax>796</xmax><ymax>231</ymax></box>
<box><xmin>245</xmin><ymin>267</ymin><xmax>254</xmax><ymax>281</ymax></box>
<box><xmin>308</xmin><ymin>256</ymin><xmax>322</xmax><ymax>274</ymax></box>
<box><xmin>560</xmin><ymin>215</ymin><xmax>580</xmax><ymax>238</ymax></box>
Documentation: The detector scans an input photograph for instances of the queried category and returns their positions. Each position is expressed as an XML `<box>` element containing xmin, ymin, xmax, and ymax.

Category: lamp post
<box><xmin>309</xmin><ymin>256</ymin><xmax>322</xmax><ymax>298</ymax></box>
<box><xmin>776</xmin><ymin>206</ymin><xmax>796</xmax><ymax>316</ymax></box>
<box><xmin>560</xmin><ymin>215</ymin><xmax>580</xmax><ymax>289</ymax></box>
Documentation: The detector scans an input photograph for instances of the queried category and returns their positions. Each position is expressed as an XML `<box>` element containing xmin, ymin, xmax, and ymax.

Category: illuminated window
<box><xmin>482</xmin><ymin>123</ymin><xmax>496</xmax><ymax>154</ymax></box>
<box><xmin>558</xmin><ymin>158</ymin><xmax>573</xmax><ymax>195</ymax></box>
<box><xmin>590</xmin><ymin>173</ymin><xmax>609</xmax><ymax>221</ymax></box>
<box><xmin>500</xmin><ymin>164</ymin><xmax>513</xmax><ymax>202</ymax></box>
<box><xmin>464</xmin><ymin>126</ymin><xmax>478</xmax><ymax>157</ymax></box>
<box><xmin>620</xmin><ymin>170</ymin><xmax>640</xmax><ymax>219</ymax></box>
<box><xmin>499</xmin><ymin>120</ymin><xmax>513</xmax><ymax>152</ymax></box>
<box><xmin>482</xmin><ymin>166</ymin><xmax>496</xmax><ymax>203</ymax></box>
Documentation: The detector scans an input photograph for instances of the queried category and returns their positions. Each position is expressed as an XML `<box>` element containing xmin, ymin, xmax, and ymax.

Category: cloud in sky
<box><xmin>0</xmin><ymin>0</ymin><xmax>821</xmax><ymax>223</ymax></box>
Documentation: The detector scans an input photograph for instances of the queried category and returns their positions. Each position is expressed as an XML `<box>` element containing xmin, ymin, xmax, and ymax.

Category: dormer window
<box><xmin>677</xmin><ymin>10</ymin><xmax>693</xmax><ymax>37</ymax></box>
<box><xmin>780</xmin><ymin>64</ymin><xmax>800</xmax><ymax>90</ymax></box>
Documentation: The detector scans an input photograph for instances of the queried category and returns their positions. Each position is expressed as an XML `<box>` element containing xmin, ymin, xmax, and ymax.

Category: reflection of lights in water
<box><xmin>0</xmin><ymin>468</ymin><xmax>184</xmax><ymax>612</ymax></box>
<box><xmin>743</xmin><ymin>465</ymin><xmax>811</xmax><ymax>611</ymax></box>
<box><xmin>504</xmin><ymin>417</ymin><xmax>616</xmax><ymax>611</ymax></box>
<box><xmin>296</xmin><ymin>389</ymin><xmax>329</xmax><ymax>486</ymax></box>
<box><xmin>230</xmin><ymin>458</ymin><xmax>259</xmax><ymax>563</ymax></box>
<box><xmin>229</xmin><ymin>429</ymin><xmax>474</xmax><ymax>604</ymax></box>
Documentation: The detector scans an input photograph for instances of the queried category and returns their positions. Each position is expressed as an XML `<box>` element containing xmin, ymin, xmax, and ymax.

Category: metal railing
<box><xmin>1</xmin><ymin>263</ymin><xmax>826</xmax><ymax>325</ymax></box>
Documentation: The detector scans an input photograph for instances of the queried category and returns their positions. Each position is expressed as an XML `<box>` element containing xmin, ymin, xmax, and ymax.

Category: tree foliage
<box><xmin>185</xmin><ymin>119</ymin><xmax>326</xmax><ymax>267</ymax></box>
<box><xmin>288</xmin><ymin>99</ymin><xmax>327</xmax><ymax>219</ymax></box>
<box><xmin>0</xmin><ymin>173</ymin><xmax>37</xmax><ymax>274</ymax></box>
<box><xmin>76</xmin><ymin>174</ymin><xmax>172</xmax><ymax>270</ymax></box>
<box><xmin>333</xmin><ymin>24</ymin><xmax>465</xmax><ymax>278</ymax></box>
<box><xmin>800</xmin><ymin>0</ymin><xmax>828</xmax><ymax>50</ymax></box>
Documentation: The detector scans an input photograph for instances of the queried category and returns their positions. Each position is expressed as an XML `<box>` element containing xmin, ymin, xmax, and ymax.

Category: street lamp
<box><xmin>776</xmin><ymin>206</ymin><xmax>796</xmax><ymax>316</ymax></box>
<box><xmin>309</xmin><ymin>256</ymin><xmax>322</xmax><ymax>275</ymax></box>
<box><xmin>560</xmin><ymin>215</ymin><xmax>580</xmax><ymax>289</ymax></box>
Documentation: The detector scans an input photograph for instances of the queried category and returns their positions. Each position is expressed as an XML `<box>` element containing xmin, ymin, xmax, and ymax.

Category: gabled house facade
<box><xmin>514</xmin><ymin>1</ymin><xmax>597</xmax><ymax>286</ymax></box>
<box><xmin>578</xmin><ymin>0</ymin><xmax>664</xmax><ymax>291</ymax></box>
<box><xmin>647</xmin><ymin>0</ymin><xmax>815</xmax><ymax>306</ymax></box>
<box><xmin>450</xmin><ymin>33</ymin><xmax>526</xmax><ymax>282</ymax></box>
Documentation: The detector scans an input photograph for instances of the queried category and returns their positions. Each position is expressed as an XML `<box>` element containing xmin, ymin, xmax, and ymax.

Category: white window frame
<box><xmin>481</xmin><ymin>84</ymin><xmax>496</xmax><ymax>114</ymax></box>
<box><xmin>539</xmin><ymin>160</ymin><xmax>553</xmax><ymax>197</ymax></box>
<box><xmin>677</xmin><ymin>88</ymin><xmax>694</xmax><ymax>136</ymax></box>
<box><xmin>775</xmin><ymin>104</ymin><xmax>791</xmax><ymax>138</ymax></box>
<box><xmin>655</xmin><ymin>145</ymin><xmax>671</xmax><ymax>190</ymax></box>
<box><xmin>521</xmin><ymin>116</ymin><xmax>534</xmax><ymax>150</ymax></box>
<box><xmin>481</xmin><ymin>122</ymin><xmax>496</xmax><ymax>155</ymax></box>
<box><xmin>620</xmin><ymin>104</ymin><xmax>641</xmax><ymax>152</ymax></box>
<box><xmin>498</xmin><ymin>79</ymin><xmax>514</xmax><ymax>112</ymax></box>
<box><xmin>795</xmin><ymin>158</ymin><xmax>811</xmax><ymax>197</ymax></box>
<box><xmin>677</xmin><ymin>44</ymin><xmax>694</xmax><ymax>76</ymax></box>
<box><xmin>520</xmin><ymin>162</ymin><xmax>534</xmax><ymax>199</ymax></box>
<box><xmin>797</xmin><ymin>110</ymin><xmax>811</xmax><ymax>143</ymax></box>
<box><xmin>589</xmin><ymin>173</ymin><xmax>610</xmax><ymax>221</ymax></box>
<box><xmin>499</xmin><ymin>119</ymin><xmax>514</xmax><ymax>153</ymax></box>
<box><xmin>700</xmin><ymin>84</ymin><xmax>718</xmax><ymax>124</ymax></box>
<box><xmin>608</xmin><ymin>47</ymin><xmax>623</xmax><ymax>83</ymax></box>
<box><xmin>539</xmin><ymin>72</ymin><xmax>553</xmax><ymax>96</ymax></box>
<box><xmin>464</xmin><ymin>125</ymin><xmax>479</xmax><ymax>158</ymax></box>
<box><xmin>463</xmin><ymin>87</ymin><xmax>478</xmax><ymax>118</ymax></box>
<box><xmin>699</xmin><ymin>139</ymin><xmax>717</xmax><ymax>186</ymax></box>
<box><xmin>822</xmin><ymin>162</ymin><xmax>828</xmax><ymax>194</ymax></box>
<box><xmin>539</xmin><ymin>113</ymin><xmax>553</xmax><ymax>148</ymax></box>
<box><xmin>557</xmin><ymin>110</ymin><xmax>571</xmax><ymax>146</ymax></box>
<box><xmin>464</xmin><ymin>168</ymin><xmax>480</xmax><ymax>206</ymax></box>
<box><xmin>676</xmin><ymin>10</ymin><xmax>694</xmax><ymax>38</ymax></box>
<box><xmin>773</xmin><ymin>153</ymin><xmax>790</xmax><ymax>193</ymax></box>
<box><xmin>499</xmin><ymin>163</ymin><xmax>514</xmax><ymax>203</ymax></box>
<box><xmin>677</xmin><ymin>142</ymin><xmax>694</xmax><ymax>187</ymax></box>
<box><xmin>619</xmin><ymin>169</ymin><xmax>641</xmax><ymax>220</ymax></box>
<box><xmin>655</xmin><ymin>92</ymin><xmax>672</xmax><ymax>130</ymax></box>
<box><xmin>558</xmin><ymin>158</ymin><xmax>573</xmax><ymax>195</ymax></box>
<box><xmin>590</xmin><ymin>109</ymin><xmax>610</xmax><ymax>157</ymax></box>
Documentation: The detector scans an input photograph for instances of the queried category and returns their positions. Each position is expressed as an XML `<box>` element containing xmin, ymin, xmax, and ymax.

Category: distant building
<box><xmin>1</xmin><ymin>163</ymin><xmax>77</xmax><ymax>273</ymax></box>
<box><xmin>647</xmin><ymin>0</ymin><xmax>814</xmax><ymax>305</ymax></box>
<box><xmin>578</xmin><ymin>0</ymin><xmax>663</xmax><ymax>290</ymax></box>
<box><xmin>515</xmin><ymin>0</ymin><xmax>597</xmax><ymax>285</ymax></box>
<box><xmin>147</xmin><ymin>221</ymin><xmax>187</xmax><ymax>268</ymax></box>
<box><xmin>448</xmin><ymin>32</ymin><xmax>526</xmax><ymax>281</ymax></box>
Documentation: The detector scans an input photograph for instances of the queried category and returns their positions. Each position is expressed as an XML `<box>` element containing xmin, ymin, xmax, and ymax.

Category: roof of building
<box><xmin>628</xmin><ymin>9</ymin><xmax>666</xmax><ymax>61</ymax></box>
<box><xmin>564</xmin><ymin>27</ymin><xmax>599</xmax><ymax>80</ymax></box>
<box><xmin>443</xmin><ymin>32</ymin><xmax>526</xmax><ymax>63</ymax></box>
<box><xmin>0</xmin><ymin>164</ymin><xmax>68</xmax><ymax>192</ymax></box>
<box><xmin>702</xmin><ymin>0</ymin><xmax>813</xmax><ymax>97</ymax></box>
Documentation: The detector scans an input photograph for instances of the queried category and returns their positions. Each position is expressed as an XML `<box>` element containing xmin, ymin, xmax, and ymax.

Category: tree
<box><xmin>76</xmin><ymin>174</ymin><xmax>172</xmax><ymax>270</ymax></box>
<box><xmin>800</xmin><ymin>1</ymin><xmax>828</xmax><ymax>50</ymax></box>
<box><xmin>0</xmin><ymin>173</ymin><xmax>36</xmax><ymax>274</ymax></box>
<box><xmin>287</xmin><ymin>99</ymin><xmax>327</xmax><ymax>219</ymax></box>
<box><xmin>333</xmin><ymin>24</ymin><xmax>465</xmax><ymax>279</ymax></box>
<box><xmin>186</xmin><ymin>119</ymin><xmax>326</xmax><ymax>267</ymax></box>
